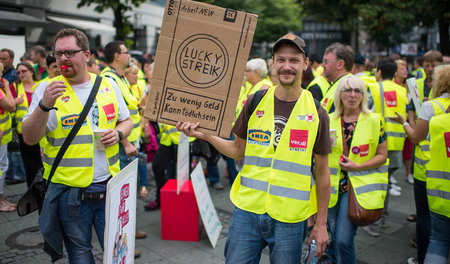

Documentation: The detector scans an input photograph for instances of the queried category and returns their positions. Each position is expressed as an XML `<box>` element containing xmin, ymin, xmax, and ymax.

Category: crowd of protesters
<box><xmin>0</xmin><ymin>27</ymin><xmax>449</xmax><ymax>264</ymax></box>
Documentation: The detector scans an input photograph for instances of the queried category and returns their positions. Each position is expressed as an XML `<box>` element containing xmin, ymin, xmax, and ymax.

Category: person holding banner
<box><xmin>177</xmin><ymin>33</ymin><xmax>331</xmax><ymax>263</ymax></box>
<box><xmin>22</xmin><ymin>28</ymin><xmax>132</xmax><ymax>263</ymax></box>
<box><xmin>391</xmin><ymin>64</ymin><xmax>450</xmax><ymax>264</ymax></box>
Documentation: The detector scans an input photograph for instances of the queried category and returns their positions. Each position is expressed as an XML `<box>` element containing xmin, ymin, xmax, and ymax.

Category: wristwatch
<box><xmin>116</xmin><ymin>130</ymin><xmax>124</xmax><ymax>141</ymax></box>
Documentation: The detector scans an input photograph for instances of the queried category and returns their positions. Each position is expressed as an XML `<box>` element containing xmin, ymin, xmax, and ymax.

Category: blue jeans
<box><xmin>6</xmin><ymin>150</ymin><xmax>26</xmax><ymax>181</ymax></box>
<box><xmin>327</xmin><ymin>192</ymin><xmax>358</xmax><ymax>264</ymax></box>
<box><xmin>224</xmin><ymin>207</ymin><xmax>306</xmax><ymax>264</ymax></box>
<box><xmin>207</xmin><ymin>161</ymin><xmax>220</xmax><ymax>186</ymax></box>
<box><xmin>414</xmin><ymin>179</ymin><xmax>431</xmax><ymax>264</ymax></box>
<box><xmin>137</xmin><ymin>152</ymin><xmax>148</xmax><ymax>187</ymax></box>
<box><xmin>225</xmin><ymin>156</ymin><xmax>238</xmax><ymax>184</ymax></box>
<box><xmin>424</xmin><ymin>212</ymin><xmax>450</xmax><ymax>264</ymax></box>
<box><xmin>58</xmin><ymin>188</ymin><xmax>106</xmax><ymax>264</ymax></box>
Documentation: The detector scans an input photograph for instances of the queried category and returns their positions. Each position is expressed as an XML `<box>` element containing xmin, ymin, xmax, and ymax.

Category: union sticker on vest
<box><xmin>359</xmin><ymin>144</ymin><xmax>369</xmax><ymax>157</ymax></box>
<box><xmin>103</xmin><ymin>103</ymin><xmax>116</xmax><ymax>123</ymax></box>
<box><xmin>444</xmin><ymin>132</ymin><xmax>450</xmax><ymax>158</ymax></box>
<box><xmin>248</xmin><ymin>129</ymin><xmax>271</xmax><ymax>146</ymax></box>
<box><xmin>289</xmin><ymin>129</ymin><xmax>308</xmax><ymax>152</ymax></box>
<box><xmin>384</xmin><ymin>91</ymin><xmax>397</xmax><ymax>107</ymax></box>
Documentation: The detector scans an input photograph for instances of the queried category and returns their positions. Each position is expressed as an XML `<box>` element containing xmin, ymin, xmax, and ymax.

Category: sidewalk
<box><xmin>0</xmin><ymin>161</ymin><xmax>417</xmax><ymax>264</ymax></box>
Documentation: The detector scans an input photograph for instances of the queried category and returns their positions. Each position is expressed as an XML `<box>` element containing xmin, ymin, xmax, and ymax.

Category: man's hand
<box><xmin>176</xmin><ymin>121</ymin><xmax>207</xmax><ymax>140</ymax></box>
<box><xmin>42</xmin><ymin>81</ymin><xmax>66</xmax><ymax>108</ymax></box>
<box><xmin>123</xmin><ymin>141</ymin><xmax>139</xmax><ymax>157</ymax></box>
<box><xmin>101</xmin><ymin>129</ymin><xmax>121</xmax><ymax>147</ymax></box>
<box><xmin>307</xmin><ymin>224</ymin><xmax>328</xmax><ymax>257</ymax></box>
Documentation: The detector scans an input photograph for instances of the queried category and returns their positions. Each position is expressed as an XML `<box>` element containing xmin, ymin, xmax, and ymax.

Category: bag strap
<box><xmin>46</xmin><ymin>75</ymin><xmax>102</xmax><ymax>185</ymax></box>
<box><xmin>249</xmin><ymin>89</ymin><xmax>268</xmax><ymax>116</ymax></box>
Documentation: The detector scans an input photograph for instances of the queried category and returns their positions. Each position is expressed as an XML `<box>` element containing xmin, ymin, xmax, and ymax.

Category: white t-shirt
<box><xmin>418</xmin><ymin>93</ymin><xmax>450</xmax><ymax>121</ymax></box>
<box><xmin>24</xmin><ymin>77</ymin><xmax>130</xmax><ymax>183</ymax></box>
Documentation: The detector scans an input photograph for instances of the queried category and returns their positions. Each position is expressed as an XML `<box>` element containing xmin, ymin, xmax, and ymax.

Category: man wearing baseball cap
<box><xmin>177</xmin><ymin>33</ymin><xmax>331</xmax><ymax>263</ymax></box>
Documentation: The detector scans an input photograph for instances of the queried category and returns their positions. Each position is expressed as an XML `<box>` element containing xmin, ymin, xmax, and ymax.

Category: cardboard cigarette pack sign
<box><xmin>144</xmin><ymin>0</ymin><xmax>258</xmax><ymax>138</ymax></box>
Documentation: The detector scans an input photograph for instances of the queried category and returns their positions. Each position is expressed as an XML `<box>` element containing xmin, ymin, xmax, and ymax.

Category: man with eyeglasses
<box><xmin>22</xmin><ymin>28</ymin><xmax>132</xmax><ymax>263</ymax></box>
<box><xmin>0</xmin><ymin>48</ymin><xmax>18</xmax><ymax>83</ymax></box>
<box><xmin>320</xmin><ymin>43</ymin><xmax>354</xmax><ymax>113</ymax></box>
<box><xmin>100</xmin><ymin>41</ymin><xmax>146</xmax><ymax>258</ymax></box>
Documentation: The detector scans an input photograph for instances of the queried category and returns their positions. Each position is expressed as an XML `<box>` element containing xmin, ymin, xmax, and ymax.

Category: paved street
<box><xmin>0</xmin><ymin>160</ymin><xmax>418</xmax><ymax>263</ymax></box>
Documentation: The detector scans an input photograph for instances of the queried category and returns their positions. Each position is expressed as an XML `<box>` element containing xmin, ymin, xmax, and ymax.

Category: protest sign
<box><xmin>144</xmin><ymin>0</ymin><xmax>258</xmax><ymax>138</ymax></box>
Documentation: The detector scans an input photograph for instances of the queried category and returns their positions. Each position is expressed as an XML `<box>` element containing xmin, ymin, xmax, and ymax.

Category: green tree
<box><xmin>77</xmin><ymin>0</ymin><xmax>146</xmax><ymax>42</ymax></box>
<box><xmin>299</xmin><ymin>0</ymin><xmax>449</xmax><ymax>54</ymax></box>
<box><xmin>198</xmin><ymin>0</ymin><xmax>303</xmax><ymax>43</ymax></box>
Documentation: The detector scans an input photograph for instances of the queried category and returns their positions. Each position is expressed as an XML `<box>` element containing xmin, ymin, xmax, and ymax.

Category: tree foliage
<box><xmin>198</xmin><ymin>0</ymin><xmax>303</xmax><ymax>43</ymax></box>
<box><xmin>299</xmin><ymin>0</ymin><xmax>450</xmax><ymax>54</ymax></box>
<box><xmin>77</xmin><ymin>0</ymin><xmax>146</xmax><ymax>42</ymax></box>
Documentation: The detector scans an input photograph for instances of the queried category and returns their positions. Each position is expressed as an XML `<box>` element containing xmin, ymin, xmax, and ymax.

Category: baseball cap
<box><xmin>272</xmin><ymin>33</ymin><xmax>307</xmax><ymax>56</ymax></box>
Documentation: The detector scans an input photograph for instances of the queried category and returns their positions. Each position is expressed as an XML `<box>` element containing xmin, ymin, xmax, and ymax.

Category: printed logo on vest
<box><xmin>61</xmin><ymin>96</ymin><xmax>70</xmax><ymax>102</ymax></box>
<box><xmin>352</xmin><ymin>146</ymin><xmax>360</xmax><ymax>154</ymax></box>
<box><xmin>384</xmin><ymin>91</ymin><xmax>397</xmax><ymax>107</ymax></box>
<box><xmin>248</xmin><ymin>129</ymin><xmax>271</xmax><ymax>146</ymax></box>
<box><xmin>255</xmin><ymin>110</ymin><xmax>264</xmax><ymax>118</ymax></box>
<box><xmin>359</xmin><ymin>144</ymin><xmax>369</xmax><ymax>157</ymax></box>
<box><xmin>297</xmin><ymin>114</ymin><xmax>314</xmax><ymax>122</ymax></box>
<box><xmin>444</xmin><ymin>132</ymin><xmax>450</xmax><ymax>158</ymax></box>
<box><xmin>61</xmin><ymin>114</ymin><xmax>87</xmax><ymax>129</ymax></box>
<box><xmin>99</xmin><ymin>87</ymin><xmax>111</xmax><ymax>94</ymax></box>
<box><xmin>103</xmin><ymin>103</ymin><xmax>116</xmax><ymax>122</ymax></box>
<box><xmin>289</xmin><ymin>129</ymin><xmax>308</xmax><ymax>151</ymax></box>
<box><xmin>321</xmin><ymin>98</ymin><xmax>328</xmax><ymax>107</ymax></box>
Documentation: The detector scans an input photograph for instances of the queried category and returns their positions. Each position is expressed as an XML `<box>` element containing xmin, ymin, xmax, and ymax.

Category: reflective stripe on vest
<box><xmin>349</xmin><ymin>165</ymin><xmax>389</xmax><ymax>177</ymax></box>
<box><xmin>427</xmin><ymin>189</ymin><xmax>450</xmax><ymax>201</ymax></box>
<box><xmin>47</xmin><ymin>135</ymin><xmax>93</xmax><ymax>146</ymax></box>
<box><xmin>427</xmin><ymin>170</ymin><xmax>450</xmax><ymax>180</ymax></box>
<box><xmin>355</xmin><ymin>183</ymin><xmax>388</xmax><ymax>195</ymax></box>
<box><xmin>43</xmin><ymin>153</ymin><xmax>92</xmax><ymax>167</ymax></box>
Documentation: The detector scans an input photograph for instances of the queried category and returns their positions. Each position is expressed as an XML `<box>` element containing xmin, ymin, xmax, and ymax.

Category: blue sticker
<box><xmin>248</xmin><ymin>129</ymin><xmax>271</xmax><ymax>146</ymax></box>
<box><xmin>61</xmin><ymin>114</ymin><xmax>87</xmax><ymax>129</ymax></box>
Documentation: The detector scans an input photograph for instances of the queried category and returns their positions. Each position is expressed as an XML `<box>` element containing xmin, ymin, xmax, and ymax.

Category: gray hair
<box><xmin>246</xmin><ymin>58</ymin><xmax>268</xmax><ymax>78</ymax></box>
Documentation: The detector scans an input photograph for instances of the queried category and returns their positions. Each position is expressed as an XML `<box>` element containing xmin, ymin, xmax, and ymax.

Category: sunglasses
<box><xmin>342</xmin><ymin>88</ymin><xmax>363</xmax><ymax>94</ymax></box>
<box><xmin>17</xmin><ymin>69</ymin><xmax>29</xmax><ymax>75</ymax></box>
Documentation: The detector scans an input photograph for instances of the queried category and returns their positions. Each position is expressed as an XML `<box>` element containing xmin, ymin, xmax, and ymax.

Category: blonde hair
<box><xmin>432</xmin><ymin>65</ymin><xmax>450</xmax><ymax>98</ymax></box>
<box><xmin>0</xmin><ymin>62</ymin><xmax>3</xmax><ymax>72</ymax></box>
<box><xmin>395</xmin><ymin>59</ymin><xmax>406</xmax><ymax>67</ymax></box>
<box><xmin>124</xmin><ymin>64</ymin><xmax>139</xmax><ymax>76</ymax></box>
<box><xmin>333</xmin><ymin>75</ymin><xmax>370</xmax><ymax>119</ymax></box>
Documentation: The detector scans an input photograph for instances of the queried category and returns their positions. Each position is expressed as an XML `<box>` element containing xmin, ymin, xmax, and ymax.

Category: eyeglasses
<box><xmin>120</xmin><ymin>51</ymin><xmax>129</xmax><ymax>55</ymax></box>
<box><xmin>53</xmin><ymin>49</ymin><xmax>84</xmax><ymax>59</ymax></box>
<box><xmin>17</xmin><ymin>69</ymin><xmax>29</xmax><ymax>75</ymax></box>
<box><xmin>342</xmin><ymin>87</ymin><xmax>363</xmax><ymax>94</ymax></box>
<box><xmin>323</xmin><ymin>59</ymin><xmax>339</xmax><ymax>64</ymax></box>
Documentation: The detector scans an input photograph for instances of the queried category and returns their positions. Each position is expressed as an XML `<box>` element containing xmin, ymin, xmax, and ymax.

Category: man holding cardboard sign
<box><xmin>178</xmin><ymin>33</ymin><xmax>331</xmax><ymax>263</ymax></box>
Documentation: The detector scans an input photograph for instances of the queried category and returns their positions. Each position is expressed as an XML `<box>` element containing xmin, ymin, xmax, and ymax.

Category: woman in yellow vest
<box><xmin>10</xmin><ymin>62</ymin><xmax>41</xmax><ymax>187</ymax></box>
<box><xmin>328</xmin><ymin>75</ymin><xmax>388</xmax><ymax>264</ymax></box>
<box><xmin>424</xmin><ymin>110</ymin><xmax>450</xmax><ymax>264</ymax></box>
<box><xmin>392</xmin><ymin>64</ymin><xmax>450</xmax><ymax>264</ymax></box>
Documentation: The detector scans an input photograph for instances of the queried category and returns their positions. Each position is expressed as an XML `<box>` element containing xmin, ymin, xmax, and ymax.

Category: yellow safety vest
<box><xmin>426</xmin><ymin>113</ymin><xmax>450</xmax><ymax>217</ymax></box>
<box><xmin>320</xmin><ymin>73</ymin><xmax>352</xmax><ymax>113</ymax></box>
<box><xmin>101</xmin><ymin>66</ymin><xmax>141</xmax><ymax>142</ymax></box>
<box><xmin>42</xmin><ymin>74</ymin><xmax>120</xmax><ymax>187</ymax></box>
<box><xmin>414</xmin><ymin>98</ymin><xmax>450</xmax><ymax>181</ymax></box>
<box><xmin>235</xmin><ymin>79</ymin><xmax>273</xmax><ymax>120</ymax></box>
<box><xmin>159</xmin><ymin>123</ymin><xmax>196</xmax><ymax>147</ymax></box>
<box><xmin>358</xmin><ymin>75</ymin><xmax>376</xmax><ymax>90</ymax></box>
<box><xmin>369</xmin><ymin>80</ymin><xmax>407</xmax><ymax>151</ymax></box>
<box><xmin>306</xmin><ymin>75</ymin><xmax>330</xmax><ymax>99</ymax></box>
<box><xmin>0</xmin><ymin>89</ymin><xmax>12</xmax><ymax>145</ymax></box>
<box><xmin>231</xmin><ymin>88</ymin><xmax>319</xmax><ymax>223</ymax></box>
<box><xmin>312</xmin><ymin>66</ymin><xmax>324</xmax><ymax>78</ymax></box>
<box><xmin>328</xmin><ymin>113</ymin><xmax>388</xmax><ymax>209</ymax></box>
<box><xmin>13</xmin><ymin>82</ymin><xmax>38</xmax><ymax>134</ymax></box>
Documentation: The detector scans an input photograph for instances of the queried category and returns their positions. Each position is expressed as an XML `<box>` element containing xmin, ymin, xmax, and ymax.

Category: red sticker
<box><xmin>445</xmin><ymin>132</ymin><xmax>450</xmax><ymax>158</ymax></box>
<box><xmin>359</xmin><ymin>144</ymin><xmax>369</xmax><ymax>157</ymax></box>
<box><xmin>256</xmin><ymin>110</ymin><xmax>264</xmax><ymax>118</ymax></box>
<box><xmin>321</xmin><ymin>98</ymin><xmax>328</xmax><ymax>107</ymax></box>
<box><xmin>384</xmin><ymin>91</ymin><xmax>397</xmax><ymax>107</ymax></box>
<box><xmin>102</xmin><ymin>103</ymin><xmax>116</xmax><ymax>121</ymax></box>
<box><xmin>352</xmin><ymin>146</ymin><xmax>360</xmax><ymax>154</ymax></box>
<box><xmin>290</xmin><ymin>129</ymin><xmax>308</xmax><ymax>149</ymax></box>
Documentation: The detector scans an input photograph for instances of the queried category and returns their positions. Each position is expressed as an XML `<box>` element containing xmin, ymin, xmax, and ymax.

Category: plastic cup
<box><xmin>94</xmin><ymin>129</ymin><xmax>106</xmax><ymax>150</ymax></box>
<box><xmin>330</xmin><ymin>128</ymin><xmax>337</xmax><ymax>147</ymax></box>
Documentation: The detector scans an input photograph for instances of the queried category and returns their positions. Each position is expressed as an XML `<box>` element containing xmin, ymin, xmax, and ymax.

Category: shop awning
<box><xmin>47</xmin><ymin>16</ymin><xmax>116</xmax><ymax>34</ymax></box>
<box><xmin>0</xmin><ymin>10</ymin><xmax>49</xmax><ymax>26</ymax></box>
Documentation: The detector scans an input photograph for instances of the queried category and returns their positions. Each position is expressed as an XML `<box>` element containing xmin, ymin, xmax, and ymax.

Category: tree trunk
<box><xmin>114</xmin><ymin>5</ymin><xmax>125</xmax><ymax>40</ymax></box>
<box><xmin>438</xmin><ymin>16</ymin><xmax>449</xmax><ymax>56</ymax></box>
